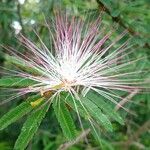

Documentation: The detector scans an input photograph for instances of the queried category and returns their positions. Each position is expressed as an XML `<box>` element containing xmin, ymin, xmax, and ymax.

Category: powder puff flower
<box><xmin>0</xmin><ymin>13</ymin><xmax>146</xmax><ymax>146</ymax></box>
<box><xmin>6</xmin><ymin>17</ymin><xmax>141</xmax><ymax>102</ymax></box>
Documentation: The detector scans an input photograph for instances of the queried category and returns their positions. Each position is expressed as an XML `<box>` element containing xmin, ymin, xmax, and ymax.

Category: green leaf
<box><xmin>98</xmin><ymin>0</ymin><xmax>121</xmax><ymax>17</ymax></box>
<box><xmin>86</xmin><ymin>91</ymin><xmax>124</xmax><ymax>125</ymax></box>
<box><xmin>0</xmin><ymin>77</ymin><xmax>37</xmax><ymax>87</ymax></box>
<box><xmin>61</xmin><ymin>92</ymin><xmax>113</xmax><ymax>132</ymax></box>
<box><xmin>81</xmin><ymin>96</ymin><xmax>113</xmax><ymax>132</ymax></box>
<box><xmin>14</xmin><ymin>101</ymin><xmax>50</xmax><ymax>150</ymax></box>
<box><xmin>90</xmin><ymin>124</ymin><xmax>102</xmax><ymax>145</ymax></box>
<box><xmin>101</xmin><ymin>139</ymin><xmax>115</xmax><ymax>150</ymax></box>
<box><xmin>0</xmin><ymin>95</ymin><xmax>40</xmax><ymax>130</ymax></box>
<box><xmin>98</xmin><ymin>0</ymin><xmax>111</xmax><ymax>10</ymax></box>
<box><xmin>53</xmin><ymin>100</ymin><xmax>76</xmax><ymax>140</ymax></box>
<box><xmin>0</xmin><ymin>142</ymin><xmax>11</xmax><ymax>150</ymax></box>
<box><xmin>5</xmin><ymin>55</ymin><xmax>42</xmax><ymax>75</ymax></box>
<box><xmin>62</xmin><ymin>94</ymin><xmax>87</xmax><ymax>119</ymax></box>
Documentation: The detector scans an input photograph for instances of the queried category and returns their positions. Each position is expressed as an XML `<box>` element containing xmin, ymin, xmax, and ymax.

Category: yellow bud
<box><xmin>51</xmin><ymin>83</ymin><xmax>65</xmax><ymax>90</ymax></box>
<box><xmin>30</xmin><ymin>98</ymin><xmax>44</xmax><ymax>107</ymax></box>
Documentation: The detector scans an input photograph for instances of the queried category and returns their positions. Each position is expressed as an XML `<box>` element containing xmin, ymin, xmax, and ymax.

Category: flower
<box><xmin>2</xmin><ymin>13</ymin><xmax>143</xmax><ymax>109</ymax></box>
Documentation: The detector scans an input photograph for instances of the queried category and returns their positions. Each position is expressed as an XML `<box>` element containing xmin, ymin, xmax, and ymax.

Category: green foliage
<box><xmin>0</xmin><ymin>77</ymin><xmax>37</xmax><ymax>87</ymax></box>
<box><xmin>53</xmin><ymin>99</ymin><xmax>76</xmax><ymax>140</ymax></box>
<box><xmin>63</xmin><ymin>92</ymin><xmax>123</xmax><ymax>132</ymax></box>
<box><xmin>0</xmin><ymin>95</ymin><xmax>40</xmax><ymax>130</ymax></box>
<box><xmin>63</xmin><ymin>94</ymin><xmax>87</xmax><ymax>119</ymax></box>
<box><xmin>14</xmin><ymin>101</ymin><xmax>51</xmax><ymax>150</ymax></box>
<box><xmin>0</xmin><ymin>142</ymin><xmax>11</xmax><ymax>150</ymax></box>
<box><xmin>86</xmin><ymin>91</ymin><xmax>124</xmax><ymax>125</ymax></box>
<box><xmin>98</xmin><ymin>0</ymin><xmax>150</xmax><ymax>46</ymax></box>
<box><xmin>5</xmin><ymin>55</ymin><xmax>42</xmax><ymax>75</ymax></box>
<box><xmin>81</xmin><ymin>96</ymin><xmax>113</xmax><ymax>132</ymax></box>
<box><xmin>0</xmin><ymin>0</ymin><xmax>149</xmax><ymax>149</ymax></box>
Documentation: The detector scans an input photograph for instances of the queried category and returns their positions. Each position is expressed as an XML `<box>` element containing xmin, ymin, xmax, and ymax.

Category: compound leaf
<box><xmin>0</xmin><ymin>95</ymin><xmax>40</xmax><ymax>130</ymax></box>
<box><xmin>87</xmin><ymin>91</ymin><xmax>124</xmax><ymax>125</ymax></box>
<box><xmin>0</xmin><ymin>77</ymin><xmax>37</xmax><ymax>87</ymax></box>
<box><xmin>81</xmin><ymin>96</ymin><xmax>113</xmax><ymax>132</ymax></box>
<box><xmin>14</xmin><ymin>100</ymin><xmax>50</xmax><ymax>150</ymax></box>
<box><xmin>53</xmin><ymin>100</ymin><xmax>76</xmax><ymax>140</ymax></box>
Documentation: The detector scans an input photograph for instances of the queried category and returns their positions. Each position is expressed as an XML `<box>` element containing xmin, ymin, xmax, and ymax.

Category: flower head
<box><xmin>2</xmin><ymin>13</ymin><xmax>144</xmax><ymax>109</ymax></box>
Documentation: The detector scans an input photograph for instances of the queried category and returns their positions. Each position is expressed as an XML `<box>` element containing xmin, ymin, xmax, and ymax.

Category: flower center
<box><xmin>62</xmin><ymin>79</ymin><xmax>76</xmax><ymax>90</ymax></box>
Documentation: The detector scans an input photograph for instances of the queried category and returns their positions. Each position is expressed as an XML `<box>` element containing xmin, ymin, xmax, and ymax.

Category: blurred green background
<box><xmin>0</xmin><ymin>0</ymin><xmax>150</xmax><ymax>150</ymax></box>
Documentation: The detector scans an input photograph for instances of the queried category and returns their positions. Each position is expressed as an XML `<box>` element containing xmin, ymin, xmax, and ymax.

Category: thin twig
<box><xmin>115</xmin><ymin>89</ymin><xmax>139</xmax><ymax>111</ymax></box>
<box><xmin>58</xmin><ymin>128</ymin><xmax>91</xmax><ymax>150</ymax></box>
<box><xmin>96</xmin><ymin>0</ymin><xmax>150</xmax><ymax>48</ymax></box>
<box><xmin>129</xmin><ymin>120</ymin><xmax>150</xmax><ymax>141</ymax></box>
<box><xmin>113</xmin><ymin>120</ymin><xmax>150</xmax><ymax>149</ymax></box>
<box><xmin>96</xmin><ymin>0</ymin><xmax>138</xmax><ymax>36</ymax></box>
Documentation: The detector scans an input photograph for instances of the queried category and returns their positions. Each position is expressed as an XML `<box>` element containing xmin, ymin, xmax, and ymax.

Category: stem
<box><xmin>96</xmin><ymin>0</ymin><xmax>150</xmax><ymax>49</ymax></box>
<box><xmin>58</xmin><ymin>128</ymin><xmax>91</xmax><ymax>150</ymax></box>
<box><xmin>115</xmin><ymin>89</ymin><xmax>139</xmax><ymax>111</ymax></box>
